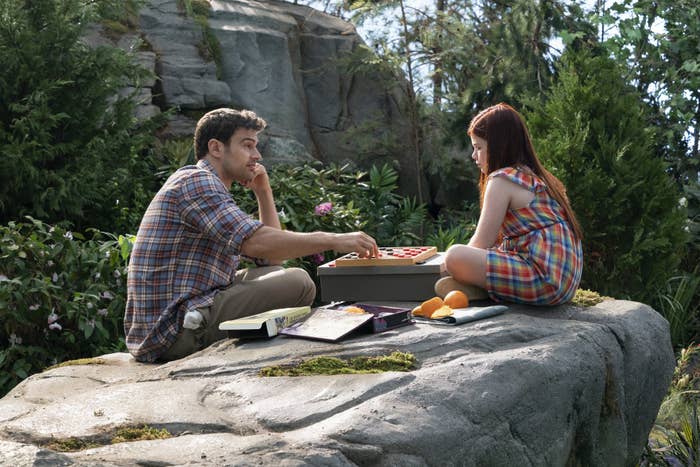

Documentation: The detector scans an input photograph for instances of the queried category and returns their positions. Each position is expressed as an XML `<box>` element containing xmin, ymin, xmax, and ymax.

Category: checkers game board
<box><xmin>333</xmin><ymin>246</ymin><xmax>437</xmax><ymax>267</ymax></box>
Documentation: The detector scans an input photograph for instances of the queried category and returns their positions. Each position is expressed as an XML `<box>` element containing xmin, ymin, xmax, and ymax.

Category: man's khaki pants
<box><xmin>160</xmin><ymin>266</ymin><xmax>315</xmax><ymax>361</ymax></box>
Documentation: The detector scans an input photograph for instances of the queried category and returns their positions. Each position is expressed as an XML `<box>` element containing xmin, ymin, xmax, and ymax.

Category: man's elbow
<box><xmin>240</xmin><ymin>228</ymin><xmax>271</xmax><ymax>259</ymax></box>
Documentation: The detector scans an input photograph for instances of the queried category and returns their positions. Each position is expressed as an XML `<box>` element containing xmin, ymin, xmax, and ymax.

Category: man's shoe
<box><xmin>434</xmin><ymin>276</ymin><xmax>489</xmax><ymax>300</ymax></box>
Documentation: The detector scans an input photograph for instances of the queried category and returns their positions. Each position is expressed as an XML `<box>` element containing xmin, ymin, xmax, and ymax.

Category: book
<box><xmin>414</xmin><ymin>305</ymin><xmax>507</xmax><ymax>325</ymax></box>
<box><xmin>218</xmin><ymin>306</ymin><xmax>312</xmax><ymax>338</ymax></box>
<box><xmin>279</xmin><ymin>303</ymin><xmax>413</xmax><ymax>342</ymax></box>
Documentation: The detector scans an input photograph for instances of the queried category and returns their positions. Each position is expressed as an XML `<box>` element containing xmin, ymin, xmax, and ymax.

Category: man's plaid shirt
<box><xmin>125</xmin><ymin>159</ymin><xmax>262</xmax><ymax>362</ymax></box>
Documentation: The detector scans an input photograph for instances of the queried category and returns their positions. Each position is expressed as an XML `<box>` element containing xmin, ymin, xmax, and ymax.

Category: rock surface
<box><xmin>135</xmin><ymin>0</ymin><xmax>420</xmax><ymax>195</ymax></box>
<box><xmin>0</xmin><ymin>300</ymin><xmax>674</xmax><ymax>466</ymax></box>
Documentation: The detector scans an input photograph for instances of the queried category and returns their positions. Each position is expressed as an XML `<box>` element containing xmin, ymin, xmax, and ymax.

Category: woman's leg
<box><xmin>444</xmin><ymin>244</ymin><xmax>488</xmax><ymax>288</ymax></box>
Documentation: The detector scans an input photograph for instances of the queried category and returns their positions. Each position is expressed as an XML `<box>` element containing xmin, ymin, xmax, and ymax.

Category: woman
<box><xmin>436</xmin><ymin>103</ymin><xmax>583</xmax><ymax>305</ymax></box>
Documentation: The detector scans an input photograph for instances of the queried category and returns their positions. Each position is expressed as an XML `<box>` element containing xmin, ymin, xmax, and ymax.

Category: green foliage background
<box><xmin>525</xmin><ymin>51</ymin><xmax>687</xmax><ymax>303</ymax></box>
<box><xmin>0</xmin><ymin>0</ymin><xmax>162</xmax><ymax>233</ymax></box>
<box><xmin>0</xmin><ymin>219</ymin><xmax>131</xmax><ymax>396</ymax></box>
<box><xmin>0</xmin><ymin>6</ymin><xmax>699</xmax><ymax>454</ymax></box>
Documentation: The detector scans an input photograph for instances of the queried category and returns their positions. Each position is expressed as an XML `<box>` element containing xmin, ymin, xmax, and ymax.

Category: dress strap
<box><xmin>489</xmin><ymin>166</ymin><xmax>547</xmax><ymax>193</ymax></box>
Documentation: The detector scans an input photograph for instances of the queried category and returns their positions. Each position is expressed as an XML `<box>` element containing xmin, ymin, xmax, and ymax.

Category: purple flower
<box><xmin>314</xmin><ymin>202</ymin><xmax>333</xmax><ymax>216</ymax></box>
<box><xmin>311</xmin><ymin>253</ymin><xmax>325</xmax><ymax>265</ymax></box>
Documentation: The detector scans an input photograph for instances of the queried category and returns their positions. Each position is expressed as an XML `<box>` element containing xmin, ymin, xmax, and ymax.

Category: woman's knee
<box><xmin>445</xmin><ymin>244</ymin><xmax>469</xmax><ymax>275</ymax></box>
<box><xmin>444</xmin><ymin>245</ymin><xmax>487</xmax><ymax>285</ymax></box>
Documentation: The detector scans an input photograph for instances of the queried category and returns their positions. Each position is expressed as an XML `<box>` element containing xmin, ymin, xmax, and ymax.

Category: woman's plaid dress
<box><xmin>486</xmin><ymin>167</ymin><xmax>582</xmax><ymax>305</ymax></box>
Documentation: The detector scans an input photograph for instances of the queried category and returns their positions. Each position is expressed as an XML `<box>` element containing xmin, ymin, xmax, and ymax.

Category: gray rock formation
<box><xmin>140</xmin><ymin>0</ymin><xmax>232</xmax><ymax>110</ymax></box>
<box><xmin>135</xmin><ymin>0</ymin><xmax>420</xmax><ymax>195</ymax></box>
<box><xmin>0</xmin><ymin>300</ymin><xmax>673</xmax><ymax>466</ymax></box>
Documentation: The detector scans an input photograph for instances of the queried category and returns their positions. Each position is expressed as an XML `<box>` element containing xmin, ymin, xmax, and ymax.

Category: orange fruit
<box><xmin>443</xmin><ymin>290</ymin><xmax>469</xmax><ymax>309</ymax></box>
<box><xmin>430</xmin><ymin>305</ymin><xmax>454</xmax><ymax>319</ymax></box>
<box><xmin>418</xmin><ymin>296</ymin><xmax>443</xmax><ymax>317</ymax></box>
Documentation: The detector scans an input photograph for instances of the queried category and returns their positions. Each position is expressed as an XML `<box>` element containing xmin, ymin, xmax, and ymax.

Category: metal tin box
<box><xmin>317</xmin><ymin>252</ymin><xmax>447</xmax><ymax>302</ymax></box>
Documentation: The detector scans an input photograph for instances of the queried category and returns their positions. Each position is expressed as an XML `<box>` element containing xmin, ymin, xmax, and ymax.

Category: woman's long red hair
<box><xmin>468</xmin><ymin>103</ymin><xmax>583</xmax><ymax>240</ymax></box>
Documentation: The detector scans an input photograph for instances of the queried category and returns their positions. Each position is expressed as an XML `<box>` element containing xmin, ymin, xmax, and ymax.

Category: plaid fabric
<box><xmin>125</xmin><ymin>159</ymin><xmax>263</xmax><ymax>362</ymax></box>
<box><xmin>486</xmin><ymin>167</ymin><xmax>582</xmax><ymax>305</ymax></box>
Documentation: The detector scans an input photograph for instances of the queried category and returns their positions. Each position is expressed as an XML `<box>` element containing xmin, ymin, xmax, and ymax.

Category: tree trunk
<box><xmin>399</xmin><ymin>0</ymin><xmax>424</xmax><ymax>206</ymax></box>
<box><xmin>432</xmin><ymin>0</ymin><xmax>446</xmax><ymax>108</ymax></box>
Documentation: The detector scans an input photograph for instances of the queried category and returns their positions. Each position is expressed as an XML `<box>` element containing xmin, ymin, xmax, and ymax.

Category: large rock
<box><xmin>140</xmin><ymin>0</ymin><xmax>233</xmax><ymax>110</ymax></box>
<box><xmin>0</xmin><ymin>300</ymin><xmax>673</xmax><ymax>466</ymax></box>
<box><xmin>137</xmin><ymin>0</ymin><xmax>421</xmax><ymax>196</ymax></box>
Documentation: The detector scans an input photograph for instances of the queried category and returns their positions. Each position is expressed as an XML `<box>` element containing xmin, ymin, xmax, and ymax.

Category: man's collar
<box><xmin>196</xmin><ymin>158</ymin><xmax>215</xmax><ymax>173</ymax></box>
<box><xmin>195</xmin><ymin>158</ymin><xmax>228</xmax><ymax>189</ymax></box>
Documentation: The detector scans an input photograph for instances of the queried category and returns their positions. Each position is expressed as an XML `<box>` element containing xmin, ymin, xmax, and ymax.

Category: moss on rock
<box><xmin>260</xmin><ymin>351</ymin><xmax>417</xmax><ymax>377</ymax></box>
<box><xmin>44</xmin><ymin>357</ymin><xmax>106</xmax><ymax>371</ymax></box>
<box><xmin>572</xmin><ymin>289</ymin><xmax>608</xmax><ymax>307</ymax></box>
<box><xmin>46</xmin><ymin>425</ymin><xmax>172</xmax><ymax>452</ymax></box>
<box><xmin>111</xmin><ymin>425</ymin><xmax>171</xmax><ymax>444</ymax></box>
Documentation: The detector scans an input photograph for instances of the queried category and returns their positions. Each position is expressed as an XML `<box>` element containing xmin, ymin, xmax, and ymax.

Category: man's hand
<box><xmin>241</xmin><ymin>162</ymin><xmax>281</xmax><ymax>230</ymax></box>
<box><xmin>240</xmin><ymin>228</ymin><xmax>378</xmax><ymax>261</ymax></box>
<box><xmin>333</xmin><ymin>231</ymin><xmax>379</xmax><ymax>258</ymax></box>
<box><xmin>240</xmin><ymin>163</ymin><xmax>271</xmax><ymax>195</ymax></box>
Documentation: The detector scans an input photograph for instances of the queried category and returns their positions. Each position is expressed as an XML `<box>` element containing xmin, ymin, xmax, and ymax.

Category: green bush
<box><xmin>525</xmin><ymin>50</ymin><xmax>687</xmax><ymax>304</ymax></box>
<box><xmin>0</xmin><ymin>218</ymin><xmax>132</xmax><ymax>397</ymax></box>
<box><xmin>0</xmin><ymin>0</ymin><xmax>162</xmax><ymax>233</ymax></box>
<box><xmin>232</xmin><ymin>162</ymin><xmax>428</xmax><ymax>302</ymax></box>
<box><xmin>230</xmin><ymin>162</ymin><xmax>429</xmax><ymax>263</ymax></box>
<box><xmin>646</xmin><ymin>344</ymin><xmax>700</xmax><ymax>465</ymax></box>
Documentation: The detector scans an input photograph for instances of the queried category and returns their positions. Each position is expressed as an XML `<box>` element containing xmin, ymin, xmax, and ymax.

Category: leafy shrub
<box><xmin>425</xmin><ymin>202</ymin><xmax>479</xmax><ymax>251</ymax></box>
<box><xmin>645</xmin><ymin>345</ymin><xmax>700</xmax><ymax>465</ymax></box>
<box><xmin>230</xmin><ymin>162</ymin><xmax>429</xmax><ymax>263</ymax></box>
<box><xmin>682</xmin><ymin>181</ymin><xmax>700</xmax><ymax>272</ymax></box>
<box><xmin>657</xmin><ymin>272</ymin><xmax>700</xmax><ymax>349</ymax></box>
<box><xmin>228</xmin><ymin>162</ymin><xmax>428</xmax><ymax>302</ymax></box>
<box><xmin>0</xmin><ymin>0</ymin><xmax>163</xmax><ymax>233</ymax></box>
<box><xmin>0</xmin><ymin>218</ymin><xmax>132</xmax><ymax>397</ymax></box>
<box><xmin>526</xmin><ymin>50</ymin><xmax>687</xmax><ymax>303</ymax></box>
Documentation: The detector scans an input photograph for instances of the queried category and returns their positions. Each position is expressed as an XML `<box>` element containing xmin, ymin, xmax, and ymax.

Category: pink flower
<box><xmin>311</xmin><ymin>253</ymin><xmax>325</xmax><ymax>264</ymax></box>
<box><xmin>49</xmin><ymin>323</ymin><xmax>62</xmax><ymax>331</ymax></box>
<box><xmin>314</xmin><ymin>202</ymin><xmax>333</xmax><ymax>216</ymax></box>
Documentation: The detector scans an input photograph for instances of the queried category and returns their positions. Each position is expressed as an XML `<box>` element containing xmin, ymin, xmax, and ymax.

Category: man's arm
<box><xmin>240</xmin><ymin>226</ymin><xmax>378</xmax><ymax>262</ymax></box>
<box><xmin>240</xmin><ymin>163</ymin><xmax>282</xmax><ymax>264</ymax></box>
<box><xmin>254</xmin><ymin>188</ymin><xmax>281</xmax><ymax>229</ymax></box>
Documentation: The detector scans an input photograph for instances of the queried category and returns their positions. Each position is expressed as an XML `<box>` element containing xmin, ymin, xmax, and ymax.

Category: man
<box><xmin>125</xmin><ymin>108</ymin><xmax>378</xmax><ymax>362</ymax></box>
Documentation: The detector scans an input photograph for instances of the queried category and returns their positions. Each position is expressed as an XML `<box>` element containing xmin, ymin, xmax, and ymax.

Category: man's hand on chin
<box><xmin>242</xmin><ymin>164</ymin><xmax>272</xmax><ymax>194</ymax></box>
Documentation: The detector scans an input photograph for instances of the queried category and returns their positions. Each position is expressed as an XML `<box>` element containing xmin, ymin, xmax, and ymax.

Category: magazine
<box><xmin>279</xmin><ymin>303</ymin><xmax>413</xmax><ymax>342</ymax></box>
<box><xmin>218</xmin><ymin>306</ymin><xmax>312</xmax><ymax>338</ymax></box>
<box><xmin>414</xmin><ymin>305</ymin><xmax>508</xmax><ymax>325</ymax></box>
